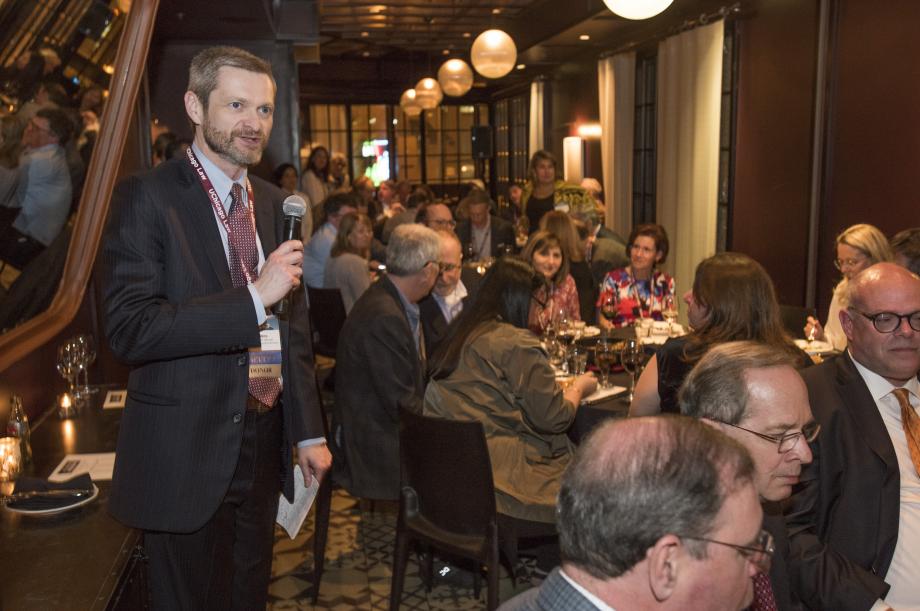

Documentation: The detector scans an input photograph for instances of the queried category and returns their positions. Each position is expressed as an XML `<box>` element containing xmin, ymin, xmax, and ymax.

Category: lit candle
<box><xmin>58</xmin><ymin>392</ymin><xmax>76</xmax><ymax>419</ymax></box>
<box><xmin>0</xmin><ymin>437</ymin><xmax>22</xmax><ymax>482</ymax></box>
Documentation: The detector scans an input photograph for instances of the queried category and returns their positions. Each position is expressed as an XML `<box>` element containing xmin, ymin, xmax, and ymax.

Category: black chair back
<box><xmin>399</xmin><ymin>408</ymin><xmax>496</xmax><ymax>537</ymax></box>
<box><xmin>307</xmin><ymin>286</ymin><xmax>347</xmax><ymax>357</ymax></box>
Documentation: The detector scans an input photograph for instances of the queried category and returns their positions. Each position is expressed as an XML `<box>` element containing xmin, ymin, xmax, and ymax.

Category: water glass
<box><xmin>570</xmin><ymin>345</ymin><xmax>588</xmax><ymax>375</ymax></box>
<box><xmin>594</xmin><ymin>341</ymin><xmax>615</xmax><ymax>388</ymax></box>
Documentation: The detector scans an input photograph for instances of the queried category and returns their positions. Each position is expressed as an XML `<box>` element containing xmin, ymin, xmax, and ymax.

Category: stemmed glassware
<box><xmin>620</xmin><ymin>338</ymin><xmax>643</xmax><ymax>403</ymax></box>
<box><xmin>662</xmin><ymin>294</ymin><xmax>679</xmax><ymax>336</ymax></box>
<box><xmin>73</xmin><ymin>334</ymin><xmax>98</xmax><ymax>395</ymax></box>
<box><xmin>594</xmin><ymin>340</ymin><xmax>615</xmax><ymax>388</ymax></box>
<box><xmin>57</xmin><ymin>342</ymin><xmax>79</xmax><ymax>399</ymax></box>
<box><xmin>599</xmin><ymin>290</ymin><xmax>618</xmax><ymax>327</ymax></box>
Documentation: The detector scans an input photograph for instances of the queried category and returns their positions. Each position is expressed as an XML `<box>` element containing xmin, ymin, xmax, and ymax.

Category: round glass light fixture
<box><xmin>414</xmin><ymin>77</ymin><xmax>444</xmax><ymax>110</ymax></box>
<box><xmin>437</xmin><ymin>59</ymin><xmax>474</xmax><ymax>97</ymax></box>
<box><xmin>470</xmin><ymin>29</ymin><xmax>517</xmax><ymax>79</ymax></box>
<box><xmin>603</xmin><ymin>0</ymin><xmax>673</xmax><ymax>20</ymax></box>
<box><xmin>399</xmin><ymin>88</ymin><xmax>422</xmax><ymax>117</ymax></box>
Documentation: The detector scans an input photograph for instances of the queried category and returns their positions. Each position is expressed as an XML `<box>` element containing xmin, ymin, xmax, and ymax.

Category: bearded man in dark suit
<box><xmin>101</xmin><ymin>46</ymin><xmax>330</xmax><ymax>610</ymax></box>
<box><xmin>786</xmin><ymin>263</ymin><xmax>920</xmax><ymax>611</ymax></box>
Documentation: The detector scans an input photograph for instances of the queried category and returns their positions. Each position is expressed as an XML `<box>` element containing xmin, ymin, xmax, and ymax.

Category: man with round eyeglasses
<box><xmin>680</xmin><ymin>340</ymin><xmax>817</xmax><ymax>610</ymax></box>
<box><xmin>787</xmin><ymin>262</ymin><xmax>920</xmax><ymax>611</ymax></box>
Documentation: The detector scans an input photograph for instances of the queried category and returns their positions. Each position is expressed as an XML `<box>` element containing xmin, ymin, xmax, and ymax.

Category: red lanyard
<box><xmin>186</xmin><ymin>147</ymin><xmax>258</xmax><ymax>284</ymax></box>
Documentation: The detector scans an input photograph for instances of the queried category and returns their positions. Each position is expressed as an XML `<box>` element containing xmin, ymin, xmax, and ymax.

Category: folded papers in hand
<box><xmin>9</xmin><ymin>474</ymin><xmax>94</xmax><ymax>510</ymax></box>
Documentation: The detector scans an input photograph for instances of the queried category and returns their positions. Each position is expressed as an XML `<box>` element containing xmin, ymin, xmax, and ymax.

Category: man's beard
<box><xmin>202</xmin><ymin>117</ymin><xmax>267</xmax><ymax>168</ymax></box>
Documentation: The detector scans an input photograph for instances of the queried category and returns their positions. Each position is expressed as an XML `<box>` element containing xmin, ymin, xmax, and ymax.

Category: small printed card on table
<box><xmin>48</xmin><ymin>452</ymin><xmax>116</xmax><ymax>482</ymax></box>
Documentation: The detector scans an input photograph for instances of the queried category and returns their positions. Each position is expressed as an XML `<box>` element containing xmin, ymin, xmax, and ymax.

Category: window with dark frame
<box><xmin>632</xmin><ymin>53</ymin><xmax>657</xmax><ymax>224</ymax></box>
<box><xmin>493</xmin><ymin>91</ymin><xmax>530</xmax><ymax>195</ymax></box>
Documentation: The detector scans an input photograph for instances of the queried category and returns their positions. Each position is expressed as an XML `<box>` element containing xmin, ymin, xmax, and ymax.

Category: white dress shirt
<box><xmin>850</xmin><ymin>354</ymin><xmax>920</xmax><ymax>610</ymax></box>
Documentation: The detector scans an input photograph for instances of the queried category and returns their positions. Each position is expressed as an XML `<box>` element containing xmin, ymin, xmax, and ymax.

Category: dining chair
<box><xmin>389</xmin><ymin>408</ymin><xmax>516</xmax><ymax>610</ymax></box>
<box><xmin>306</xmin><ymin>286</ymin><xmax>347</xmax><ymax>358</ymax></box>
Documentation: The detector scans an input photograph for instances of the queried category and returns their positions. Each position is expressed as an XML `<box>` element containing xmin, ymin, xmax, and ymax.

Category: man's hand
<box><xmin>297</xmin><ymin>443</ymin><xmax>332</xmax><ymax>488</ymax></box>
<box><xmin>254</xmin><ymin>239</ymin><xmax>303</xmax><ymax>308</ymax></box>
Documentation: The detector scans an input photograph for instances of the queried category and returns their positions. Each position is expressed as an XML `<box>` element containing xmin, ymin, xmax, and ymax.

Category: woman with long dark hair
<box><xmin>630</xmin><ymin>252</ymin><xmax>807</xmax><ymax>416</ymax></box>
<box><xmin>523</xmin><ymin>230</ymin><xmax>581</xmax><ymax>333</ymax></box>
<box><xmin>300</xmin><ymin>146</ymin><xmax>331</xmax><ymax>208</ymax></box>
<box><xmin>425</xmin><ymin>257</ymin><xmax>596</xmax><ymax>524</ymax></box>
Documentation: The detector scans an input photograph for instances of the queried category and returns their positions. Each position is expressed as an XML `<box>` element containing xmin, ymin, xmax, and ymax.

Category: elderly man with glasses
<box><xmin>785</xmin><ymin>263</ymin><xmax>920</xmax><ymax>611</ymax></box>
<box><xmin>500</xmin><ymin>415</ymin><xmax>767</xmax><ymax>611</ymax></box>
<box><xmin>679</xmin><ymin>340</ymin><xmax>818</xmax><ymax>611</ymax></box>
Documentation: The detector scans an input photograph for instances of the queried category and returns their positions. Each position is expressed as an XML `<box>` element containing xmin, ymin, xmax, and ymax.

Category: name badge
<box><xmin>250</xmin><ymin>316</ymin><xmax>282</xmax><ymax>379</ymax></box>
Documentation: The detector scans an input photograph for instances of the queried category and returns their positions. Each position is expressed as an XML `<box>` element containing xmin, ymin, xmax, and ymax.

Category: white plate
<box><xmin>582</xmin><ymin>326</ymin><xmax>600</xmax><ymax>338</ymax></box>
<box><xmin>4</xmin><ymin>484</ymin><xmax>99</xmax><ymax>516</ymax></box>
<box><xmin>794</xmin><ymin>339</ymin><xmax>835</xmax><ymax>354</ymax></box>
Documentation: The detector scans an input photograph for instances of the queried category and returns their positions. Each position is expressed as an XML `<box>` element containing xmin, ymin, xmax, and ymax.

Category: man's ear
<box><xmin>839</xmin><ymin>307</ymin><xmax>855</xmax><ymax>341</ymax></box>
<box><xmin>184</xmin><ymin>91</ymin><xmax>203</xmax><ymax>126</ymax></box>
<box><xmin>647</xmin><ymin>534</ymin><xmax>681</xmax><ymax>602</ymax></box>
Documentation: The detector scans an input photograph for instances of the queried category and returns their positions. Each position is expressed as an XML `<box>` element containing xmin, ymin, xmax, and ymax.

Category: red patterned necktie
<box><xmin>228</xmin><ymin>183</ymin><xmax>281</xmax><ymax>407</ymax></box>
<box><xmin>892</xmin><ymin>388</ymin><xmax>920</xmax><ymax>477</ymax></box>
<box><xmin>750</xmin><ymin>572</ymin><xmax>778</xmax><ymax>611</ymax></box>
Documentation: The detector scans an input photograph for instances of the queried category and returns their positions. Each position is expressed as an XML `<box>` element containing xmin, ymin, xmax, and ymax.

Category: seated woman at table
<box><xmin>523</xmin><ymin>230</ymin><xmax>581</xmax><ymax>333</ymax></box>
<box><xmin>596</xmin><ymin>223</ymin><xmax>675</xmax><ymax>328</ymax></box>
<box><xmin>539</xmin><ymin>210</ymin><xmax>596</xmax><ymax>324</ymax></box>
<box><xmin>323</xmin><ymin>212</ymin><xmax>375</xmax><ymax>313</ymax></box>
<box><xmin>804</xmin><ymin>223</ymin><xmax>892</xmax><ymax>351</ymax></box>
<box><xmin>630</xmin><ymin>252</ymin><xmax>807</xmax><ymax>416</ymax></box>
<box><xmin>424</xmin><ymin>258</ymin><xmax>597</xmax><ymax>524</ymax></box>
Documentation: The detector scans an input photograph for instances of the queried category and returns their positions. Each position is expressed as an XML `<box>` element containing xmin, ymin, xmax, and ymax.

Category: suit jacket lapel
<box><xmin>837</xmin><ymin>353</ymin><xmax>898</xmax><ymax>470</ymax></box>
<box><xmin>179</xmin><ymin>160</ymin><xmax>234</xmax><ymax>290</ymax></box>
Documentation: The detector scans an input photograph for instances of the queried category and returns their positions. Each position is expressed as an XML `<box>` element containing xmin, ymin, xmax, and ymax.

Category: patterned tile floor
<box><xmin>267</xmin><ymin>489</ymin><xmax>533</xmax><ymax>610</ymax></box>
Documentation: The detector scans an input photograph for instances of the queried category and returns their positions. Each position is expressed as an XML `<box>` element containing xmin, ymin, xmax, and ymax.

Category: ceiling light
<box><xmin>442</xmin><ymin>49</ymin><xmax>450</xmax><ymax>55</ymax></box>
<box><xmin>516</xmin><ymin>64</ymin><xmax>525</xmax><ymax>70</ymax></box>
<box><xmin>369</xmin><ymin>4</ymin><xmax>386</xmax><ymax>13</ymax></box>
<box><xmin>603</xmin><ymin>0</ymin><xmax>673</xmax><ymax>20</ymax></box>
<box><xmin>362</xmin><ymin>51</ymin><xmax>371</xmax><ymax>57</ymax></box>
<box><xmin>491</xmin><ymin>8</ymin><xmax>501</xmax><ymax>14</ymax></box>
<box><xmin>438</xmin><ymin>58</ymin><xmax>474</xmax><ymax>97</ymax></box>
<box><xmin>471</xmin><ymin>29</ymin><xmax>517</xmax><ymax>79</ymax></box>
<box><xmin>415</xmin><ymin>77</ymin><xmax>444</xmax><ymax>110</ymax></box>
<box><xmin>400</xmin><ymin>88</ymin><xmax>422</xmax><ymax>117</ymax></box>
<box><xmin>579</xmin><ymin>34</ymin><xmax>590</xmax><ymax>41</ymax></box>
<box><xmin>462</xmin><ymin>32</ymin><xmax>471</xmax><ymax>38</ymax></box>
<box><xmin>361</xmin><ymin>31</ymin><xmax>369</xmax><ymax>37</ymax></box>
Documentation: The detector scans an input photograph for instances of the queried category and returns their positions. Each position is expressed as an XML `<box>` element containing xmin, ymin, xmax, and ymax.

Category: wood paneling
<box><xmin>731</xmin><ymin>0</ymin><xmax>819</xmax><ymax>306</ymax></box>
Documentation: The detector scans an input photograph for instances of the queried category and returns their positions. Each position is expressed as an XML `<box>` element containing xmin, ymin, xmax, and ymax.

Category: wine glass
<box><xmin>73</xmin><ymin>334</ymin><xmax>99</xmax><ymax>395</ymax></box>
<box><xmin>600</xmin><ymin>290</ymin><xmax>619</xmax><ymax>326</ymax></box>
<box><xmin>620</xmin><ymin>338</ymin><xmax>643</xmax><ymax>403</ymax></box>
<box><xmin>594</xmin><ymin>340</ymin><xmax>615</xmax><ymax>388</ymax></box>
<box><xmin>662</xmin><ymin>294</ymin><xmax>679</xmax><ymax>336</ymax></box>
<box><xmin>57</xmin><ymin>343</ymin><xmax>78</xmax><ymax>397</ymax></box>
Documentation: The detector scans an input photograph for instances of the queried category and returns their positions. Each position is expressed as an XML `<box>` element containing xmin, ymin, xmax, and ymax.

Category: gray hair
<box><xmin>679</xmin><ymin>341</ymin><xmax>798</xmax><ymax>424</ymax></box>
<box><xmin>558</xmin><ymin>415</ymin><xmax>754</xmax><ymax>579</ymax></box>
<box><xmin>386</xmin><ymin>224</ymin><xmax>440</xmax><ymax>276</ymax></box>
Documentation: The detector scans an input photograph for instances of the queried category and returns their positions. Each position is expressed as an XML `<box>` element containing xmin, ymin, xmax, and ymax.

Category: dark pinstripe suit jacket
<box><xmin>498</xmin><ymin>568</ymin><xmax>599</xmax><ymax>611</ymax></box>
<box><xmin>101</xmin><ymin>157</ymin><xmax>322</xmax><ymax>533</ymax></box>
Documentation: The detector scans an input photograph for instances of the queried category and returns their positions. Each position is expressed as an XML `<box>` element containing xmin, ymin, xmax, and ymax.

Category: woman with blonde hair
<box><xmin>804</xmin><ymin>223</ymin><xmax>892</xmax><ymax>350</ymax></box>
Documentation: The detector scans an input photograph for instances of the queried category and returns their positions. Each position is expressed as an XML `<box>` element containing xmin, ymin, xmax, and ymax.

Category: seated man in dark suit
<box><xmin>419</xmin><ymin>230</ymin><xmax>479</xmax><ymax>358</ymax></box>
<box><xmin>571</xmin><ymin>208</ymin><xmax>628</xmax><ymax>286</ymax></box>
<box><xmin>456</xmin><ymin>189</ymin><xmax>515</xmax><ymax>260</ymax></box>
<box><xmin>500</xmin><ymin>416</ymin><xmax>765</xmax><ymax>611</ymax></box>
<box><xmin>333</xmin><ymin>223</ymin><xmax>440</xmax><ymax>500</ymax></box>
<box><xmin>786</xmin><ymin>263</ymin><xmax>920</xmax><ymax>610</ymax></box>
<box><xmin>680</xmin><ymin>340</ymin><xmax>818</xmax><ymax>611</ymax></box>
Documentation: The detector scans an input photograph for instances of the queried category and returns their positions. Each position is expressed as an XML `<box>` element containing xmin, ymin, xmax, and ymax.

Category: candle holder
<box><xmin>58</xmin><ymin>393</ymin><xmax>77</xmax><ymax>419</ymax></box>
<box><xmin>0</xmin><ymin>437</ymin><xmax>22</xmax><ymax>482</ymax></box>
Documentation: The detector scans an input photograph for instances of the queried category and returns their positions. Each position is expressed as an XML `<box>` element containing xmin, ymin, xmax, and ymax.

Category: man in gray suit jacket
<box><xmin>101</xmin><ymin>46</ymin><xmax>330</xmax><ymax>609</ymax></box>
<box><xmin>501</xmin><ymin>416</ymin><xmax>765</xmax><ymax>611</ymax></box>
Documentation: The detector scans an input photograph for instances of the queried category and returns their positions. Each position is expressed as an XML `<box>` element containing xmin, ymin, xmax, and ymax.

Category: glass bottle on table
<box><xmin>6</xmin><ymin>395</ymin><xmax>32</xmax><ymax>469</ymax></box>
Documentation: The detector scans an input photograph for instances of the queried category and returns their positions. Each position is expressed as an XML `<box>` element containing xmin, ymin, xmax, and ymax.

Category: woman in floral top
<box><xmin>524</xmin><ymin>230</ymin><xmax>581</xmax><ymax>333</ymax></box>
<box><xmin>597</xmin><ymin>223</ymin><xmax>675</xmax><ymax>328</ymax></box>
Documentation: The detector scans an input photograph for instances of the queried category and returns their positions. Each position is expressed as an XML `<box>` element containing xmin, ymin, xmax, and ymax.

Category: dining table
<box><xmin>0</xmin><ymin>386</ymin><xmax>145</xmax><ymax>611</ymax></box>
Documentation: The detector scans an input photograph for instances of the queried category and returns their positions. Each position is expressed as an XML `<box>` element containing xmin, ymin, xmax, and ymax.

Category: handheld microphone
<box><xmin>274</xmin><ymin>195</ymin><xmax>307</xmax><ymax>318</ymax></box>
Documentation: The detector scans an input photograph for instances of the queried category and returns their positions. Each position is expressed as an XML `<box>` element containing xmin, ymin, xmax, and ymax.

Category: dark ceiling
<box><xmin>153</xmin><ymin>0</ymin><xmax>740</xmax><ymax>92</ymax></box>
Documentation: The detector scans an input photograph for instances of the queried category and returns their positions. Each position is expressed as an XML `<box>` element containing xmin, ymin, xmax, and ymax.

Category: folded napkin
<box><xmin>9</xmin><ymin>473</ymin><xmax>94</xmax><ymax>511</ymax></box>
<box><xmin>581</xmin><ymin>385</ymin><xmax>628</xmax><ymax>405</ymax></box>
